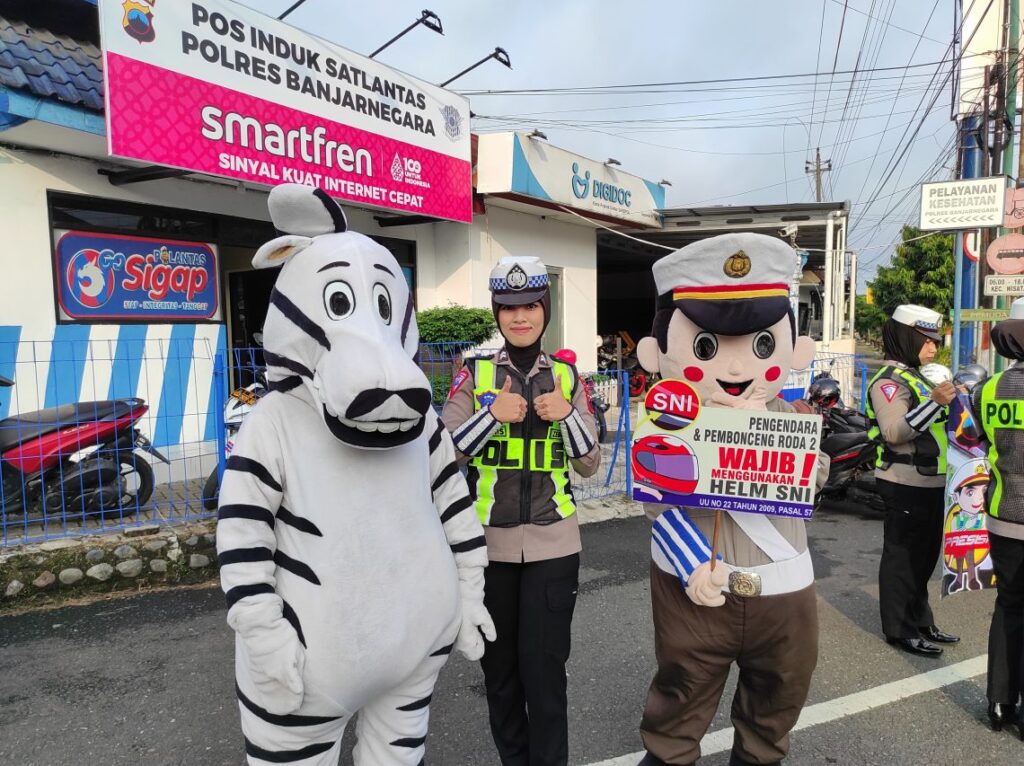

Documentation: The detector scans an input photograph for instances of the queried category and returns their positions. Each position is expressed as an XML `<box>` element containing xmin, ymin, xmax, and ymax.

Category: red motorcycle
<box><xmin>0</xmin><ymin>375</ymin><xmax>168</xmax><ymax>520</ymax></box>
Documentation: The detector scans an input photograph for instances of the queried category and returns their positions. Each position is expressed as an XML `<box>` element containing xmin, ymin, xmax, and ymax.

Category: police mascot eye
<box><xmin>693</xmin><ymin>332</ymin><xmax>718</xmax><ymax>361</ymax></box>
<box><xmin>753</xmin><ymin>330</ymin><xmax>776</xmax><ymax>359</ymax></box>
<box><xmin>373</xmin><ymin>283</ymin><xmax>392</xmax><ymax>324</ymax></box>
<box><xmin>324</xmin><ymin>281</ymin><xmax>356</xmax><ymax>319</ymax></box>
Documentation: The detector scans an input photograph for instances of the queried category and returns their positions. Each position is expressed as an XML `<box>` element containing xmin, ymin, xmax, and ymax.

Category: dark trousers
<box><xmin>988</xmin><ymin>532</ymin><xmax>1024</xmax><ymax>705</ymax></box>
<box><xmin>877</xmin><ymin>480</ymin><xmax>944</xmax><ymax>639</ymax></box>
<box><xmin>480</xmin><ymin>554</ymin><xmax>579</xmax><ymax>766</ymax></box>
<box><xmin>640</xmin><ymin>565</ymin><xmax>818</xmax><ymax>765</ymax></box>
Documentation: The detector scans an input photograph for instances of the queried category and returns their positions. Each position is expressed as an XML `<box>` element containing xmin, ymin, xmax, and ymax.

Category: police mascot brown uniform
<box><xmin>634</xmin><ymin>233</ymin><xmax>827</xmax><ymax>766</ymax></box>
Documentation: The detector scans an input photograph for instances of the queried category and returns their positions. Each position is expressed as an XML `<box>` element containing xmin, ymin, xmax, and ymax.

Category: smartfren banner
<box><xmin>98</xmin><ymin>0</ymin><xmax>472</xmax><ymax>222</ymax></box>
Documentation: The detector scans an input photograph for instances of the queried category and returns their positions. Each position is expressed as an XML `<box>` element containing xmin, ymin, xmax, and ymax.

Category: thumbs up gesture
<box><xmin>535</xmin><ymin>373</ymin><xmax>573</xmax><ymax>422</ymax></box>
<box><xmin>489</xmin><ymin>376</ymin><xmax>527</xmax><ymax>423</ymax></box>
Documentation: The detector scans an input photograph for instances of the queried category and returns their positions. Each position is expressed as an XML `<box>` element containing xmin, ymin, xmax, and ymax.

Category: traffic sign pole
<box><xmin>952</xmin><ymin>230</ymin><xmax>964</xmax><ymax>374</ymax></box>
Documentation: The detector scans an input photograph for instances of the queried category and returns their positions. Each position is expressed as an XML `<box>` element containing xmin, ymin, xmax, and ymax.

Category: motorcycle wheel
<box><xmin>202</xmin><ymin>469</ymin><xmax>220</xmax><ymax>511</ymax></box>
<box><xmin>106</xmin><ymin>452</ymin><xmax>155</xmax><ymax>519</ymax></box>
<box><xmin>596</xmin><ymin>408</ymin><xmax>609</xmax><ymax>444</ymax></box>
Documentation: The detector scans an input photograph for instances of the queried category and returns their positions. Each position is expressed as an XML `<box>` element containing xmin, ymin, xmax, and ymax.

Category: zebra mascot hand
<box><xmin>216</xmin><ymin>184</ymin><xmax>495</xmax><ymax>766</ymax></box>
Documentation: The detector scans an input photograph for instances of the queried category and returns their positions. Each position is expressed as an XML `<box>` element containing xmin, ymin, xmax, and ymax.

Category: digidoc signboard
<box><xmin>54</xmin><ymin>230</ymin><xmax>220</xmax><ymax>322</ymax></box>
<box><xmin>97</xmin><ymin>0</ymin><xmax>472</xmax><ymax>223</ymax></box>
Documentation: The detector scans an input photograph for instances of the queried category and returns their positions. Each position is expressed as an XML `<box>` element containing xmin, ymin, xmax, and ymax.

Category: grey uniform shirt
<box><xmin>644</xmin><ymin>397</ymin><xmax>829</xmax><ymax>569</ymax></box>
<box><xmin>869</xmin><ymin>360</ymin><xmax>947</xmax><ymax>488</ymax></box>
<box><xmin>441</xmin><ymin>351</ymin><xmax>601</xmax><ymax>563</ymax></box>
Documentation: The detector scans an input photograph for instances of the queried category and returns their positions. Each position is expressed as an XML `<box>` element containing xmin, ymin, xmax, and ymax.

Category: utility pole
<box><xmin>805</xmin><ymin>148</ymin><xmax>833</xmax><ymax>202</ymax></box>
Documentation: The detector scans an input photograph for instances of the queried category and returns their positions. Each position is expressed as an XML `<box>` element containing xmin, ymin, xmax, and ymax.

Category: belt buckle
<box><xmin>728</xmin><ymin>570</ymin><xmax>762</xmax><ymax>598</ymax></box>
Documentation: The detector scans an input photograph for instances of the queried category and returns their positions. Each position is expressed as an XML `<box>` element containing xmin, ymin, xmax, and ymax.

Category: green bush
<box><xmin>934</xmin><ymin>344</ymin><xmax>952</xmax><ymax>367</ymax></box>
<box><xmin>417</xmin><ymin>305</ymin><xmax>496</xmax><ymax>347</ymax></box>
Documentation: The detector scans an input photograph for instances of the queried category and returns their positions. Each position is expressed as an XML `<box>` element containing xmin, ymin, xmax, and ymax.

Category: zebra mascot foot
<box><xmin>217</xmin><ymin>184</ymin><xmax>495</xmax><ymax>766</ymax></box>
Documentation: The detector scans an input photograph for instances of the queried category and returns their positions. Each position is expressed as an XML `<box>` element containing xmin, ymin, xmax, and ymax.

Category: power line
<box><xmin>457</xmin><ymin>54</ymin><xmax>997</xmax><ymax>96</ymax></box>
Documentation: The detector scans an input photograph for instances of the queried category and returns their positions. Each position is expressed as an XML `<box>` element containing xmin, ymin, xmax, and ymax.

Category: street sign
<box><xmin>986</xmin><ymin>233</ymin><xmax>1024</xmax><ymax>274</ymax></box>
<box><xmin>949</xmin><ymin>308</ymin><xmax>1009</xmax><ymax>321</ymax></box>
<box><xmin>984</xmin><ymin>275</ymin><xmax>1024</xmax><ymax>295</ymax></box>
<box><xmin>920</xmin><ymin>177</ymin><xmax>1006</xmax><ymax>230</ymax></box>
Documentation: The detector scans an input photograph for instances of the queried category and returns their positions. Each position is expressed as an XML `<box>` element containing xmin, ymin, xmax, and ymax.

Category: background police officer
<box><xmin>972</xmin><ymin>297</ymin><xmax>1024</xmax><ymax>735</ymax></box>
<box><xmin>866</xmin><ymin>305</ymin><xmax>959</xmax><ymax>657</ymax></box>
<box><xmin>441</xmin><ymin>256</ymin><xmax>600</xmax><ymax>766</ymax></box>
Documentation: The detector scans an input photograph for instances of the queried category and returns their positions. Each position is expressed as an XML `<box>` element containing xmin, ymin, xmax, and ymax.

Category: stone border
<box><xmin>1</xmin><ymin>521</ymin><xmax>219</xmax><ymax>612</ymax></box>
<box><xmin>1</xmin><ymin>496</ymin><xmax>645</xmax><ymax>612</ymax></box>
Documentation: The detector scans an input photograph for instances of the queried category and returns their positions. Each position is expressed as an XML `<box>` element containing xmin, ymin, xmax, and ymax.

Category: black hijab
<box><xmin>881</xmin><ymin>318</ymin><xmax>928</xmax><ymax>368</ymax></box>
<box><xmin>991</xmin><ymin>320</ymin><xmax>1024</xmax><ymax>361</ymax></box>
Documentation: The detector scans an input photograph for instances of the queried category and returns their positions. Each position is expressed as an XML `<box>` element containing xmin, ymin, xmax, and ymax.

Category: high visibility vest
<box><xmin>470</xmin><ymin>358</ymin><xmax>576</xmax><ymax>526</ymax></box>
<box><xmin>977</xmin><ymin>372</ymin><xmax>1024</xmax><ymax>520</ymax></box>
<box><xmin>865</xmin><ymin>365</ymin><xmax>948</xmax><ymax>475</ymax></box>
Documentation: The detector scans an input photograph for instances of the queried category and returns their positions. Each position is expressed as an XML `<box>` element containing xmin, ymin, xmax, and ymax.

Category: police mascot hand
<box><xmin>685</xmin><ymin>561</ymin><xmax>729</xmax><ymax>607</ymax></box>
<box><xmin>490</xmin><ymin>376</ymin><xmax>527</xmax><ymax>423</ymax></box>
<box><xmin>454</xmin><ymin>566</ymin><xmax>497</xmax><ymax>661</ymax></box>
<box><xmin>240</xmin><ymin>617</ymin><xmax>306</xmax><ymax>715</ymax></box>
<box><xmin>710</xmin><ymin>384</ymin><xmax>770</xmax><ymax>411</ymax></box>
<box><xmin>535</xmin><ymin>373</ymin><xmax>573</xmax><ymax>422</ymax></box>
<box><xmin>929</xmin><ymin>381</ymin><xmax>957</xmax><ymax>406</ymax></box>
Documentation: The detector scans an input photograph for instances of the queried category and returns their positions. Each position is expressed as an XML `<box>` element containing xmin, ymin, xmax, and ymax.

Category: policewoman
<box><xmin>866</xmin><ymin>305</ymin><xmax>959</xmax><ymax>656</ymax></box>
<box><xmin>971</xmin><ymin>297</ymin><xmax>1024</xmax><ymax>735</ymax></box>
<box><xmin>441</xmin><ymin>256</ymin><xmax>601</xmax><ymax>766</ymax></box>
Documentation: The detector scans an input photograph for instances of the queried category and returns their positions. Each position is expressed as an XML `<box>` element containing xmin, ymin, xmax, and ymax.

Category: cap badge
<box><xmin>506</xmin><ymin>264</ymin><xmax>528</xmax><ymax>290</ymax></box>
<box><xmin>724</xmin><ymin>251</ymin><xmax>751</xmax><ymax>279</ymax></box>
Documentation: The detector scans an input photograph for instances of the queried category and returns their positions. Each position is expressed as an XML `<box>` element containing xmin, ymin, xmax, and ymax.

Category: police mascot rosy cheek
<box><xmin>216</xmin><ymin>183</ymin><xmax>495</xmax><ymax>766</ymax></box>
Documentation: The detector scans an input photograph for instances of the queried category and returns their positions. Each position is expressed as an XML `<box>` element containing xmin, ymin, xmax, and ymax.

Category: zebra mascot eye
<box><xmin>324</xmin><ymin>281</ymin><xmax>356</xmax><ymax>320</ymax></box>
<box><xmin>373</xmin><ymin>283</ymin><xmax>392</xmax><ymax>324</ymax></box>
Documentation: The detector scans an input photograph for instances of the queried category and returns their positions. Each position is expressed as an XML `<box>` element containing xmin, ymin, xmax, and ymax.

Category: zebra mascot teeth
<box><xmin>217</xmin><ymin>184</ymin><xmax>495</xmax><ymax>766</ymax></box>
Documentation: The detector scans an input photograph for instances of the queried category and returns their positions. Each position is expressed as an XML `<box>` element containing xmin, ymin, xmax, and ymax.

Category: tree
<box><xmin>868</xmin><ymin>226</ymin><xmax>954</xmax><ymax>319</ymax></box>
<box><xmin>855</xmin><ymin>294</ymin><xmax>886</xmax><ymax>340</ymax></box>
<box><xmin>416</xmin><ymin>305</ymin><xmax>496</xmax><ymax>347</ymax></box>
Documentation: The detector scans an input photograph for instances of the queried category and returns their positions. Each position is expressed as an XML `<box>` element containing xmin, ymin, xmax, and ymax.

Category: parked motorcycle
<box><xmin>580</xmin><ymin>373</ymin><xmax>612</xmax><ymax>444</ymax></box>
<box><xmin>202</xmin><ymin>373</ymin><xmax>268</xmax><ymax>510</ymax></box>
<box><xmin>803</xmin><ymin>374</ymin><xmax>884</xmax><ymax>511</ymax></box>
<box><xmin>0</xmin><ymin>375</ymin><xmax>167</xmax><ymax>520</ymax></box>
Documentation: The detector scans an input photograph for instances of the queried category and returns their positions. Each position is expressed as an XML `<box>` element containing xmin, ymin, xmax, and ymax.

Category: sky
<box><xmin>239</xmin><ymin>0</ymin><xmax>977</xmax><ymax>290</ymax></box>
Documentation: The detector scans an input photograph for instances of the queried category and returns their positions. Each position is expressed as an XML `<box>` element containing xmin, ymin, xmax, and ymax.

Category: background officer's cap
<box><xmin>652</xmin><ymin>232</ymin><xmax>796</xmax><ymax>335</ymax></box>
<box><xmin>489</xmin><ymin>256</ymin><xmax>549</xmax><ymax>306</ymax></box>
<box><xmin>892</xmin><ymin>304</ymin><xmax>943</xmax><ymax>341</ymax></box>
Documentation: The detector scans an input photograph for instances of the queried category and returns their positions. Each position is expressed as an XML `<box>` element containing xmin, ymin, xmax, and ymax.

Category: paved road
<box><xmin>1</xmin><ymin>502</ymin><xmax>1018</xmax><ymax>765</ymax></box>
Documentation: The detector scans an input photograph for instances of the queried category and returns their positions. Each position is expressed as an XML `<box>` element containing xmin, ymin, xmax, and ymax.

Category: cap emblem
<box><xmin>724</xmin><ymin>251</ymin><xmax>751</xmax><ymax>279</ymax></box>
<box><xmin>506</xmin><ymin>264</ymin><xmax>528</xmax><ymax>290</ymax></box>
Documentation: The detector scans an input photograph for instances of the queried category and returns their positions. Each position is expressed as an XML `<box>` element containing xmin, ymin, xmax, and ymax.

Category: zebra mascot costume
<box><xmin>217</xmin><ymin>184</ymin><xmax>495</xmax><ymax>766</ymax></box>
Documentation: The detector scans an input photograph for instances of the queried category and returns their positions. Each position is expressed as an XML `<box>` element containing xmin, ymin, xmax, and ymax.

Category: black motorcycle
<box><xmin>804</xmin><ymin>375</ymin><xmax>884</xmax><ymax>511</ymax></box>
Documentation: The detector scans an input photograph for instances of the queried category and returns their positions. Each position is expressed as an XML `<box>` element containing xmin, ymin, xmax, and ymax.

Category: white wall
<box><xmin>468</xmin><ymin>206</ymin><xmax>598</xmax><ymax>370</ymax></box>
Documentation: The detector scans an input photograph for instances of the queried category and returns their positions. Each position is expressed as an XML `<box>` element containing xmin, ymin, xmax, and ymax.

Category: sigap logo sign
<box><xmin>122</xmin><ymin>0</ymin><xmax>156</xmax><ymax>44</ymax></box>
<box><xmin>66</xmin><ymin>248</ymin><xmax>117</xmax><ymax>309</ymax></box>
<box><xmin>571</xmin><ymin>162</ymin><xmax>591</xmax><ymax>199</ymax></box>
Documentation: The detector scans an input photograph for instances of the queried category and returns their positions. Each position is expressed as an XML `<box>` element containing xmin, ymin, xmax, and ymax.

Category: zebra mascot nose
<box><xmin>251</xmin><ymin>184</ymin><xmax>433</xmax><ymax>450</ymax></box>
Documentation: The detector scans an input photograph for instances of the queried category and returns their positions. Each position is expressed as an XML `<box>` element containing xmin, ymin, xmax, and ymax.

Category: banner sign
<box><xmin>476</xmin><ymin>132</ymin><xmax>665</xmax><ymax>227</ymax></box>
<box><xmin>631</xmin><ymin>380</ymin><xmax>822</xmax><ymax>518</ymax></box>
<box><xmin>98</xmin><ymin>0</ymin><xmax>472</xmax><ymax>223</ymax></box>
<box><xmin>941</xmin><ymin>393</ymin><xmax>996</xmax><ymax>597</ymax></box>
<box><xmin>54</xmin><ymin>230</ymin><xmax>220</xmax><ymax>322</ymax></box>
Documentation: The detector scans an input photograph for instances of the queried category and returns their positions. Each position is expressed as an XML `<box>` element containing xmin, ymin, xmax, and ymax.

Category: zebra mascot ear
<box><xmin>252</xmin><ymin>184</ymin><xmax>348</xmax><ymax>269</ymax></box>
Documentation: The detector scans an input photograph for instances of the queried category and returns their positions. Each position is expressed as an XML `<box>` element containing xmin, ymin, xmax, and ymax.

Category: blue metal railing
<box><xmin>0</xmin><ymin>340</ymin><xmax>636</xmax><ymax>546</ymax></box>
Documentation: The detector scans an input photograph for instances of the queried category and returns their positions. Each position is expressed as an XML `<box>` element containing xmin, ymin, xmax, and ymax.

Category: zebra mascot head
<box><xmin>253</xmin><ymin>184</ymin><xmax>431</xmax><ymax>449</ymax></box>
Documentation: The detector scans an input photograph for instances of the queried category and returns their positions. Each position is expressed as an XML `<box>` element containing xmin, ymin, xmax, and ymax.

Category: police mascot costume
<box><xmin>216</xmin><ymin>184</ymin><xmax>495</xmax><ymax>766</ymax></box>
<box><xmin>634</xmin><ymin>233</ymin><xmax>827</xmax><ymax>766</ymax></box>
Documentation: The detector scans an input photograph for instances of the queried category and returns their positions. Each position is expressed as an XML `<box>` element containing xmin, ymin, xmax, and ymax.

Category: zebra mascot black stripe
<box><xmin>217</xmin><ymin>184</ymin><xmax>494</xmax><ymax>766</ymax></box>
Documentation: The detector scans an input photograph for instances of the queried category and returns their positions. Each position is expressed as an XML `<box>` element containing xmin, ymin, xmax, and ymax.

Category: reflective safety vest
<box><xmin>977</xmin><ymin>372</ymin><xmax>1024</xmax><ymax>520</ymax></box>
<box><xmin>865</xmin><ymin>365</ymin><xmax>948</xmax><ymax>475</ymax></box>
<box><xmin>470</xmin><ymin>358</ymin><xmax>576</xmax><ymax>527</ymax></box>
